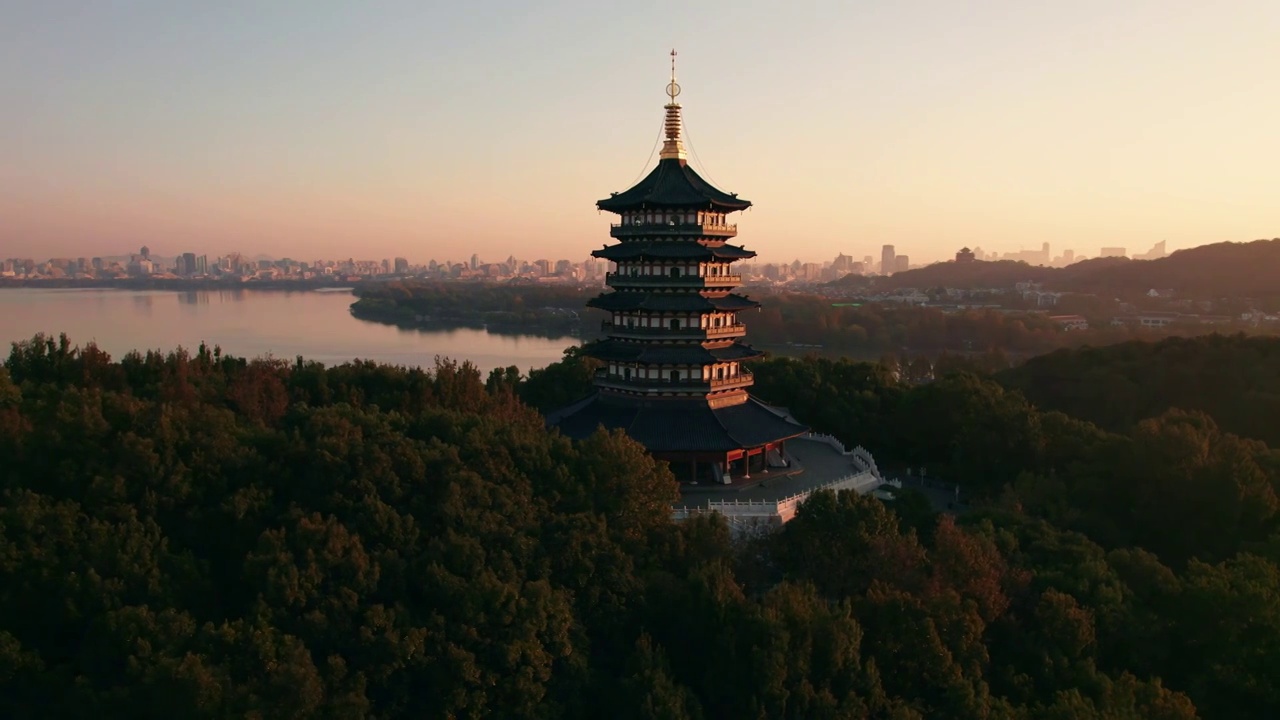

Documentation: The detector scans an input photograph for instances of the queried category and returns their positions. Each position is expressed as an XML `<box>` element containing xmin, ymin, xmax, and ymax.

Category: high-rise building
<box><xmin>179</xmin><ymin>252</ymin><xmax>198</xmax><ymax>276</ymax></box>
<box><xmin>394</xmin><ymin>257</ymin><xmax>409</xmax><ymax>274</ymax></box>
<box><xmin>1100</xmin><ymin>247</ymin><xmax>1127</xmax><ymax>258</ymax></box>
<box><xmin>1063</xmin><ymin>249</ymin><xmax>1075</xmax><ymax>264</ymax></box>
<box><xmin>881</xmin><ymin>245</ymin><xmax>896</xmax><ymax>275</ymax></box>
<box><xmin>895</xmin><ymin>255</ymin><xmax>910</xmax><ymax>273</ymax></box>
<box><xmin>550</xmin><ymin>54</ymin><xmax>807</xmax><ymax>484</ymax></box>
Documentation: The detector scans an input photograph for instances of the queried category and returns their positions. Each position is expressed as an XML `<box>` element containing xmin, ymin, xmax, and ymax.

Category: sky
<box><xmin>2</xmin><ymin>0</ymin><xmax>1277</xmax><ymax>266</ymax></box>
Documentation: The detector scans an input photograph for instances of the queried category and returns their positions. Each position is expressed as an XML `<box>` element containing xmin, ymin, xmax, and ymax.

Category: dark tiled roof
<box><xmin>548</xmin><ymin>393</ymin><xmax>809</xmax><ymax>453</ymax></box>
<box><xmin>593</xmin><ymin>242</ymin><xmax>756</xmax><ymax>261</ymax></box>
<box><xmin>583</xmin><ymin>339</ymin><xmax>763</xmax><ymax>364</ymax></box>
<box><xmin>598</xmin><ymin>159</ymin><xmax>752</xmax><ymax>212</ymax></box>
<box><xmin>587</xmin><ymin>292</ymin><xmax>760</xmax><ymax>312</ymax></box>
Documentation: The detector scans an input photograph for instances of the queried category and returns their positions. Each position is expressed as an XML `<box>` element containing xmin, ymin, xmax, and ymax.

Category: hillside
<box><xmin>859</xmin><ymin>238</ymin><xmax>1280</xmax><ymax>299</ymax></box>
<box><xmin>996</xmin><ymin>333</ymin><xmax>1280</xmax><ymax>445</ymax></box>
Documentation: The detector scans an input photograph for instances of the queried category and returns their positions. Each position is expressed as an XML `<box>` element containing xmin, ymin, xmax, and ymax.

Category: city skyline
<box><xmin>3</xmin><ymin>2</ymin><xmax>1277</xmax><ymax>262</ymax></box>
<box><xmin>2</xmin><ymin>235</ymin><xmax>1173</xmax><ymax>273</ymax></box>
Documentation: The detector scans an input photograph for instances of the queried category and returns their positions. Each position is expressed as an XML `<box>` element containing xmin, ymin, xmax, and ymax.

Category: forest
<box><xmin>350</xmin><ymin>281</ymin><xmax>597</xmax><ymax>336</ymax></box>
<box><xmin>3</xmin><ymin>333</ymin><xmax>1277</xmax><ymax>718</ymax></box>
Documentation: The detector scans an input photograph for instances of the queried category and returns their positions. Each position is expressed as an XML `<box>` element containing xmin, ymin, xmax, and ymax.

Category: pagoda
<box><xmin>550</xmin><ymin>52</ymin><xmax>808</xmax><ymax>484</ymax></box>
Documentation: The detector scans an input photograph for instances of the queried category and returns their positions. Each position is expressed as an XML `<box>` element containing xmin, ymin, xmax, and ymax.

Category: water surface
<box><xmin>0</xmin><ymin>288</ymin><xmax>575</xmax><ymax>373</ymax></box>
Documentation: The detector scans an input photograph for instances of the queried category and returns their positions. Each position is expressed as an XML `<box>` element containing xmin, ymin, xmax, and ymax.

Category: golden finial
<box><xmin>667</xmin><ymin>49</ymin><xmax>681</xmax><ymax>104</ymax></box>
<box><xmin>660</xmin><ymin>49</ymin><xmax>686</xmax><ymax>161</ymax></box>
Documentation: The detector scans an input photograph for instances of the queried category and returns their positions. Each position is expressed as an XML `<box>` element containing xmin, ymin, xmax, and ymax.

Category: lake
<box><xmin>0</xmin><ymin>288</ymin><xmax>577</xmax><ymax>374</ymax></box>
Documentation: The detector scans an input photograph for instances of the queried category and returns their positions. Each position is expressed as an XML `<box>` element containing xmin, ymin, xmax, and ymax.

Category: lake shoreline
<box><xmin>0</xmin><ymin>288</ymin><xmax>573</xmax><ymax>374</ymax></box>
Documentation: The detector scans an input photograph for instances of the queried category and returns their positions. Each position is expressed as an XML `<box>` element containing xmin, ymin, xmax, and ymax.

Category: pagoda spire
<box><xmin>659</xmin><ymin>49</ymin><xmax>687</xmax><ymax>162</ymax></box>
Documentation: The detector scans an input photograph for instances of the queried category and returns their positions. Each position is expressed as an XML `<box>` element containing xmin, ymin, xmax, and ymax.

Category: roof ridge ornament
<box><xmin>659</xmin><ymin>49</ymin><xmax>687</xmax><ymax>162</ymax></box>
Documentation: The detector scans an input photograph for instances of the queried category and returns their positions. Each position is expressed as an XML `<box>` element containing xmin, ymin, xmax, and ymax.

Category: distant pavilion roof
<box><xmin>587</xmin><ymin>292</ymin><xmax>760</xmax><ymax>313</ymax></box>
<box><xmin>593</xmin><ymin>242</ymin><xmax>756</xmax><ymax>261</ymax></box>
<box><xmin>597</xmin><ymin>158</ymin><xmax>752</xmax><ymax>213</ymax></box>
<box><xmin>548</xmin><ymin>393</ymin><xmax>809</xmax><ymax>453</ymax></box>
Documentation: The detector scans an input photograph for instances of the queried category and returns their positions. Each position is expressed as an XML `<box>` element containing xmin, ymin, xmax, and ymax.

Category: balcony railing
<box><xmin>609</xmin><ymin>221</ymin><xmax>737</xmax><ymax>239</ymax></box>
<box><xmin>606</xmin><ymin>272</ymin><xmax>741</xmax><ymax>287</ymax></box>
<box><xmin>601</xmin><ymin>321</ymin><xmax>747</xmax><ymax>339</ymax></box>
<box><xmin>594</xmin><ymin>369</ymin><xmax>754</xmax><ymax>391</ymax></box>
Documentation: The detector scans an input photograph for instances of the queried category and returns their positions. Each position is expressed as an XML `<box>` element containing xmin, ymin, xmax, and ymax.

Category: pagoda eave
<box><xmin>592</xmin><ymin>243</ymin><xmax>756</xmax><ymax>262</ymax></box>
<box><xmin>586</xmin><ymin>292</ymin><xmax>760</xmax><ymax>313</ymax></box>
<box><xmin>582</xmin><ymin>339</ymin><xmax>764</xmax><ymax>364</ymax></box>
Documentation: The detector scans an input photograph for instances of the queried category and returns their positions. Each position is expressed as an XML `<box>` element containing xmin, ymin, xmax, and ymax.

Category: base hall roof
<box><xmin>546</xmin><ymin>393</ymin><xmax>809</xmax><ymax>453</ymax></box>
<box><xmin>597</xmin><ymin>158</ymin><xmax>752</xmax><ymax>213</ymax></box>
<box><xmin>587</xmin><ymin>292</ymin><xmax>760</xmax><ymax>313</ymax></box>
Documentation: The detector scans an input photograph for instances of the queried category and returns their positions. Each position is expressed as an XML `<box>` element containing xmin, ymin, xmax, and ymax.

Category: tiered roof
<box><xmin>592</xmin><ymin>242</ymin><xmax>756</xmax><ymax>261</ymax></box>
<box><xmin>584</xmin><ymin>339</ymin><xmax>762</xmax><ymax>364</ymax></box>
<box><xmin>597</xmin><ymin>158</ymin><xmax>751</xmax><ymax>213</ymax></box>
<box><xmin>549</xmin><ymin>395</ymin><xmax>807</xmax><ymax>453</ymax></box>
<box><xmin>587</xmin><ymin>292</ymin><xmax>759</xmax><ymax>312</ymax></box>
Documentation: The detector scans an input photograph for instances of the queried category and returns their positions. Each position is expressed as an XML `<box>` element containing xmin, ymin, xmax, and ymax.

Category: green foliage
<box><xmin>350</xmin><ymin>280</ymin><xmax>599</xmax><ymax>337</ymax></box>
<box><xmin>5</xmin><ymin>334</ymin><xmax>1280</xmax><ymax>718</ymax></box>
<box><xmin>999</xmin><ymin>334</ymin><xmax>1280</xmax><ymax>446</ymax></box>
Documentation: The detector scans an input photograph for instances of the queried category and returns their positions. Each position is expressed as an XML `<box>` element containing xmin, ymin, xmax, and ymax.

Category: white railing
<box><xmin>672</xmin><ymin>469</ymin><xmax>882</xmax><ymax>526</ymax></box>
<box><xmin>802</xmin><ymin>433</ymin><xmax>881</xmax><ymax>479</ymax></box>
<box><xmin>670</xmin><ymin>439</ymin><xmax>886</xmax><ymax>534</ymax></box>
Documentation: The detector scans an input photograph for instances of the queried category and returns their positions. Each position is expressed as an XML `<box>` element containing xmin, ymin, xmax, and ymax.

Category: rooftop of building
<box><xmin>597</xmin><ymin>158</ymin><xmax>752</xmax><ymax>213</ymax></box>
<box><xmin>548</xmin><ymin>392</ymin><xmax>808</xmax><ymax>454</ymax></box>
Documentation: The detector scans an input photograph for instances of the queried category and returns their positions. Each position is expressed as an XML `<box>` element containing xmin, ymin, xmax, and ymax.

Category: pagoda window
<box><xmin>670</xmin><ymin>267</ymin><xmax>681</xmax><ymax>278</ymax></box>
<box><xmin>670</xmin><ymin>318</ymin><xmax>680</xmax><ymax>330</ymax></box>
<box><xmin>624</xmin><ymin>367</ymin><xmax>632</xmax><ymax>380</ymax></box>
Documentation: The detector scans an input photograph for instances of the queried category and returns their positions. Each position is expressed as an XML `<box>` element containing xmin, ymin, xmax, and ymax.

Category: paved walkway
<box><xmin>676</xmin><ymin>438</ymin><xmax>868</xmax><ymax>508</ymax></box>
<box><xmin>887</xmin><ymin>475</ymin><xmax>967</xmax><ymax>513</ymax></box>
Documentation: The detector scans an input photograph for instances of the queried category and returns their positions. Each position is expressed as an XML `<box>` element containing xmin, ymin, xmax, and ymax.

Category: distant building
<box><xmin>894</xmin><ymin>255</ymin><xmax>910</xmax><ymax>273</ymax></box>
<box><xmin>881</xmin><ymin>245</ymin><xmax>896</xmax><ymax>275</ymax></box>
<box><xmin>394</xmin><ymin>257</ymin><xmax>409</xmax><ymax>274</ymax></box>
<box><xmin>1135</xmin><ymin>240</ymin><xmax>1168</xmax><ymax>260</ymax></box>
<box><xmin>1049</xmin><ymin>315</ymin><xmax>1089</xmax><ymax>331</ymax></box>
<box><xmin>955</xmin><ymin>247</ymin><xmax>976</xmax><ymax>263</ymax></box>
<box><xmin>1100</xmin><ymin>247</ymin><xmax>1127</xmax><ymax>258</ymax></box>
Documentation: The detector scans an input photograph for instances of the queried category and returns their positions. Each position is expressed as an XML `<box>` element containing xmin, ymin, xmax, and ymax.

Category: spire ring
<box><xmin>666</xmin><ymin>81</ymin><xmax>681</xmax><ymax>101</ymax></box>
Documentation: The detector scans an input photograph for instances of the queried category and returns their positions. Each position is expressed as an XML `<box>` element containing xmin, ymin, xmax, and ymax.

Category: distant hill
<box><xmin>851</xmin><ymin>239</ymin><xmax>1280</xmax><ymax>298</ymax></box>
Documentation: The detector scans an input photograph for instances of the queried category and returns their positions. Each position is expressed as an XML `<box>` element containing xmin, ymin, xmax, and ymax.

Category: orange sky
<box><xmin>2</xmin><ymin>1</ymin><xmax>1276</xmax><ymax>265</ymax></box>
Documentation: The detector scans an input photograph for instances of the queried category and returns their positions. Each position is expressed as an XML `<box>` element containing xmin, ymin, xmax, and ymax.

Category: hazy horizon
<box><xmin>3</xmin><ymin>1</ymin><xmax>1277</xmax><ymax>264</ymax></box>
